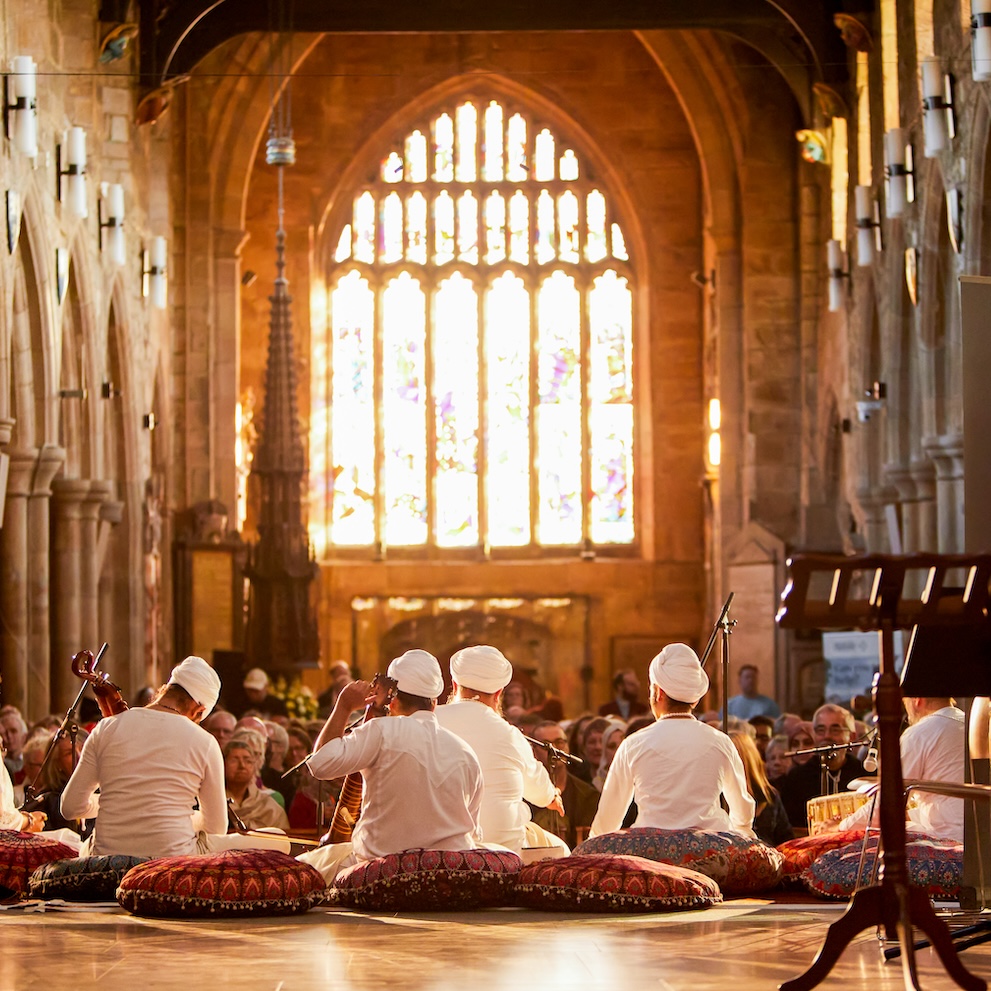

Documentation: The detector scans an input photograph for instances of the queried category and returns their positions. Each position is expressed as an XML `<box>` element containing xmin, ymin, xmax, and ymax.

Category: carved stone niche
<box><xmin>172</xmin><ymin>500</ymin><xmax>247</xmax><ymax>668</ymax></box>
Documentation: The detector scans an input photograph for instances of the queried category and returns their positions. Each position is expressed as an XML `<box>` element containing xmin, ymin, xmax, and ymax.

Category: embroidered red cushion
<box><xmin>331</xmin><ymin>848</ymin><xmax>522</xmax><ymax>911</ymax></box>
<box><xmin>576</xmin><ymin>827</ymin><xmax>784</xmax><ymax>894</ymax></box>
<box><xmin>514</xmin><ymin>853</ymin><xmax>722</xmax><ymax>912</ymax></box>
<box><xmin>117</xmin><ymin>849</ymin><xmax>326</xmax><ymax>917</ymax></box>
<box><xmin>0</xmin><ymin>830</ymin><xmax>76</xmax><ymax>897</ymax></box>
<box><xmin>776</xmin><ymin>829</ymin><xmax>866</xmax><ymax>881</ymax></box>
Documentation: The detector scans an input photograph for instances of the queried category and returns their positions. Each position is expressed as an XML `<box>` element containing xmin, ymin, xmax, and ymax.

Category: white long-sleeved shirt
<box><xmin>1</xmin><ymin>761</ymin><xmax>24</xmax><ymax>830</ymax></box>
<box><xmin>589</xmin><ymin>717</ymin><xmax>756</xmax><ymax>837</ymax></box>
<box><xmin>840</xmin><ymin>706</ymin><xmax>965</xmax><ymax>841</ymax></box>
<box><xmin>434</xmin><ymin>699</ymin><xmax>556</xmax><ymax>852</ymax></box>
<box><xmin>61</xmin><ymin>708</ymin><xmax>228</xmax><ymax>857</ymax></box>
<box><xmin>306</xmin><ymin>710</ymin><xmax>483</xmax><ymax>862</ymax></box>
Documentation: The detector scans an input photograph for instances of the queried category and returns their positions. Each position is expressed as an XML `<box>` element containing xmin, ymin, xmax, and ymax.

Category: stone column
<box><xmin>27</xmin><ymin>445</ymin><xmax>65</xmax><ymax>716</ymax></box>
<box><xmin>910</xmin><ymin>458</ymin><xmax>938</xmax><ymax>552</ymax></box>
<box><xmin>80</xmin><ymin>481</ymin><xmax>111</xmax><ymax>651</ymax></box>
<box><xmin>924</xmin><ymin>434</ymin><xmax>965</xmax><ymax>553</ymax></box>
<box><xmin>0</xmin><ymin>449</ymin><xmax>35</xmax><ymax>717</ymax></box>
<box><xmin>884</xmin><ymin>464</ymin><xmax>916</xmax><ymax>552</ymax></box>
<box><xmin>51</xmin><ymin>478</ymin><xmax>90</xmax><ymax>709</ymax></box>
<box><xmin>97</xmin><ymin>495</ymin><xmax>124</xmax><ymax>662</ymax></box>
<box><xmin>856</xmin><ymin>485</ymin><xmax>892</xmax><ymax>553</ymax></box>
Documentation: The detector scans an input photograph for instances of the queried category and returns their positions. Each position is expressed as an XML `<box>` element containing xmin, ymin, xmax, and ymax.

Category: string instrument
<box><xmin>322</xmin><ymin>673</ymin><xmax>398</xmax><ymax>844</ymax></box>
<box><xmin>72</xmin><ymin>643</ymin><xmax>128</xmax><ymax>718</ymax></box>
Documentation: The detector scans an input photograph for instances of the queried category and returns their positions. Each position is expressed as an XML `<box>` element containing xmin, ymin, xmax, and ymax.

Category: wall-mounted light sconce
<box><xmin>98</xmin><ymin>183</ymin><xmax>125</xmax><ymax>266</ymax></box>
<box><xmin>58</xmin><ymin>387</ymin><xmax>87</xmax><ymax>400</ymax></box>
<box><xmin>141</xmin><ymin>236</ymin><xmax>167</xmax><ymax>309</ymax></box>
<box><xmin>56</xmin><ymin>126</ymin><xmax>87</xmax><ymax>219</ymax></box>
<box><xmin>947</xmin><ymin>187</ymin><xmax>964</xmax><ymax>254</ymax></box>
<box><xmin>854</xmin><ymin>186</ymin><xmax>882</xmax><ymax>266</ymax></box>
<box><xmin>827</xmin><ymin>239</ymin><xmax>849</xmax><ymax>312</ymax></box>
<box><xmin>101</xmin><ymin>380</ymin><xmax>120</xmax><ymax>399</ymax></box>
<box><xmin>884</xmin><ymin>129</ymin><xmax>915</xmax><ymax>219</ymax></box>
<box><xmin>142</xmin><ymin>412</ymin><xmax>156</xmax><ymax>430</ymax></box>
<box><xmin>5</xmin><ymin>56</ymin><xmax>37</xmax><ymax>159</ymax></box>
<box><xmin>921</xmin><ymin>56</ymin><xmax>955</xmax><ymax>157</ymax></box>
<box><xmin>856</xmin><ymin>381</ymin><xmax>886</xmax><ymax>423</ymax></box>
<box><xmin>705</xmin><ymin>398</ymin><xmax>721</xmax><ymax>469</ymax></box>
<box><xmin>973</xmin><ymin>1</ymin><xmax>991</xmax><ymax>81</ymax></box>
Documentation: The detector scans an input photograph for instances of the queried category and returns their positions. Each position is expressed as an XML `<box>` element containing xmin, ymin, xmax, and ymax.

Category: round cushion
<box><xmin>0</xmin><ymin>830</ymin><xmax>77</xmax><ymax>897</ymax></box>
<box><xmin>802</xmin><ymin>836</ymin><xmax>963</xmax><ymax>901</ymax></box>
<box><xmin>117</xmin><ymin>849</ymin><xmax>326</xmax><ymax>917</ymax></box>
<box><xmin>776</xmin><ymin>828</ymin><xmax>866</xmax><ymax>883</ymax></box>
<box><xmin>514</xmin><ymin>853</ymin><xmax>722</xmax><ymax>912</ymax></box>
<box><xmin>330</xmin><ymin>848</ymin><xmax>522</xmax><ymax>911</ymax></box>
<box><xmin>575</xmin><ymin>827</ymin><xmax>784</xmax><ymax>894</ymax></box>
<box><xmin>30</xmin><ymin>855</ymin><xmax>148</xmax><ymax>902</ymax></box>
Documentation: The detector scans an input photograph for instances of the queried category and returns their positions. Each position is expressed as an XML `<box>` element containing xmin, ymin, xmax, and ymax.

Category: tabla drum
<box><xmin>806</xmin><ymin>791</ymin><xmax>872</xmax><ymax>835</ymax></box>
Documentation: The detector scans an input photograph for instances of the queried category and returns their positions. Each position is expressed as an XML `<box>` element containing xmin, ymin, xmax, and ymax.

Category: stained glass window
<box><xmin>311</xmin><ymin>99</ymin><xmax>635</xmax><ymax>556</ymax></box>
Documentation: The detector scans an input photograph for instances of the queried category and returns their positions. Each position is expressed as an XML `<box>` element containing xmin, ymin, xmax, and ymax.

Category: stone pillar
<box><xmin>80</xmin><ymin>481</ymin><xmax>111</xmax><ymax>651</ymax></box>
<box><xmin>97</xmin><ymin>495</ymin><xmax>124</xmax><ymax>660</ymax></box>
<box><xmin>51</xmin><ymin>478</ymin><xmax>90</xmax><ymax>709</ymax></box>
<box><xmin>910</xmin><ymin>458</ymin><xmax>938</xmax><ymax>552</ymax></box>
<box><xmin>0</xmin><ymin>449</ymin><xmax>35</xmax><ymax>717</ymax></box>
<box><xmin>924</xmin><ymin>434</ymin><xmax>965</xmax><ymax>553</ymax></box>
<box><xmin>884</xmin><ymin>464</ymin><xmax>916</xmax><ymax>552</ymax></box>
<box><xmin>27</xmin><ymin>445</ymin><xmax>65</xmax><ymax>716</ymax></box>
<box><xmin>857</xmin><ymin>485</ymin><xmax>892</xmax><ymax>553</ymax></box>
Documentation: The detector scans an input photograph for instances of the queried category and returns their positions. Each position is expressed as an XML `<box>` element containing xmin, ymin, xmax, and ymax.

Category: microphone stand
<box><xmin>785</xmin><ymin>737</ymin><xmax>875</xmax><ymax>795</ymax></box>
<box><xmin>21</xmin><ymin>678</ymin><xmax>88</xmax><ymax>810</ymax></box>
<box><xmin>699</xmin><ymin>592</ymin><xmax>736</xmax><ymax>731</ymax></box>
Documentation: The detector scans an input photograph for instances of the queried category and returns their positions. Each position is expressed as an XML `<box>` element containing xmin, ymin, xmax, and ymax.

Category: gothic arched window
<box><xmin>310</xmin><ymin>99</ymin><xmax>634</xmax><ymax>556</ymax></box>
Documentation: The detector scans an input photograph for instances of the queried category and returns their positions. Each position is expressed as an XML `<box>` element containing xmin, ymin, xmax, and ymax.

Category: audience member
<box><xmin>726</xmin><ymin>664</ymin><xmax>781</xmax><ymax>719</ymax></box>
<box><xmin>201</xmin><ymin>710</ymin><xmax>237</xmax><ymax>749</ymax></box>
<box><xmin>224</xmin><ymin>738</ymin><xmax>290</xmax><ymax>831</ymax></box>
<box><xmin>787</xmin><ymin>721</ymin><xmax>816</xmax><ymax>765</ymax></box>
<box><xmin>730</xmin><ymin>731</ymin><xmax>792</xmax><ymax>845</ymax></box>
<box><xmin>566</xmin><ymin>714</ymin><xmax>596</xmax><ymax>783</ymax></box>
<box><xmin>774</xmin><ymin>712</ymin><xmax>803</xmax><ymax>739</ymax></box>
<box><xmin>581</xmin><ymin>717</ymin><xmax>610</xmax><ymax>790</ymax></box>
<box><xmin>748</xmin><ymin>715</ymin><xmax>775</xmax><ymax>758</ymax></box>
<box><xmin>593</xmin><ymin>719</ymin><xmax>626</xmax><ymax>792</ymax></box>
<box><xmin>36</xmin><ymin>728</ymin><xmax>90</xmax><ymax>833</ymax></box>
<box><xmin>764</xmin><ymin>734</ymin><xmax>793</xmax><ymax>782</ymax></box>
<box><xmin>598</xmin><ymin>669</ymin><xmax>650</xmax><ymax>720</ymax></box>
<box><xmin>14</xmin><ymin>733</ymin><xmax>51</xmax><ymax>806</ymax></box>
<box><xmin>241</xmin><ymin>668</ymin><xmax>288</xmax><ymax>719</ymax></box>
<box><xmin>1</xmin><ymin>706</ymin><xmax>28</xmax><ymax>779</ymax></box>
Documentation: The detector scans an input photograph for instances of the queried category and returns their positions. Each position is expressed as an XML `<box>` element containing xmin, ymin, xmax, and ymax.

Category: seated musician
<box><xmin>777</xmin><ymin>703</ymin><xmax>865</xmax><ymax>832</ymax></box>
<box><xmin>589</xmin><ymin>643</ymin><xmax>756</xmax><ymax>838</ymax></box>
<box><xmin>297</xmin><ymin>649</ymin><xmax>483</xmax><ymax>884</ymax></box>
<box><xmin>825</xmin><ymin>696</ymin><xmax>965</xmax><ymax>842</ymax></box>
<box><xmin>435</xmin><ymin>645</ymin><xmax>569</xmax><ymax>856</ymax></box>
<box><xmin>61</xmin><ymin>656</ymin><xmax>284</xmax><ymax>858</ymax></box>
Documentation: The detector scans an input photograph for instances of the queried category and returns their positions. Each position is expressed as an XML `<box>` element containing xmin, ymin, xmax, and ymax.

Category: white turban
<box><xmin>450</xmin><ymin>644</ymin><xmax>513</xmax><ymax>694</ymax></box>
<box><xmin>169</xmin><ymin>655</ymin><xmax>221</xmax><ymax>714</ymax></box>
<box><xmin>648</xmin><ymin>643</ymin><xmax>709</xmax><ymax>704</ymax></box>
<box><xmin>387</xmin><ymin>649</ymin><xmax>444</xmax><ymax>700</ymax></box>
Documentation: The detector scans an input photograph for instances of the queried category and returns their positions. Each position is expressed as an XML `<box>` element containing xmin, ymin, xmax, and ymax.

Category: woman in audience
<box><xmin>787</xmin><ymin>721</ymin><xmax>816</xmax><ymax>766</ymax></box>
<box><xmin>764</xmin><ymin>734</ymin><xmax>793</xmax><ymax>782</ymax></box>
<box><xmin>730</xmin><ymin>730</ymin><xmax>792</xmax><ymax>845</ymax></box>
<box><xmin>593</xmin><ymin>719</ymin><xmax>626</xmax><ymax>792</ymax></box>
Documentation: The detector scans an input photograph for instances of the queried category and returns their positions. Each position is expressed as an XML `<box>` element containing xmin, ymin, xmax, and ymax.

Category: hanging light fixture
<box><xmin>99</xmin><ymin>183</ymin><xmax>126</xmax><ymax>266</ymax></box>
<box><xmin>973</xmin><ymin>1</ymin><xmax>991</xmax><ymax>81</ymax></box>
<box><xmin>142</xmin><ymin>236</ymin><xmax>167</xmax><ymax>309</ymax></box>
<box><xmin>827</xmin><ymin>239</ymin><xmax>848</xmax><ymax>313</ymax></box>
<box><xmin>6</xmin><ymin>56</ymin><xmax>37</xmax><ymax>159</ymax></box>
<box><xmin>884</xmin><ymin>129</ymin><xmax>914</xmax><ymax>218</ymax></box>
<box><xmin>921</xmin><ymin>56</ymin><xmax>955</xmax><ymax>157</ymax></box>
<box><xmin>57</xmin><ymin>126</ymin><xmax>88</xmax><ymax>218</ymax></box>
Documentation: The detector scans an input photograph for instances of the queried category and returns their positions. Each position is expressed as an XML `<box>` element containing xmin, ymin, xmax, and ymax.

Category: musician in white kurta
<box><xmin>590</xmin><ymin>642</ymin><xmax>756</xmax><ymax>838</ymax></box>
<box><xmin>436</xmin><ymin>645</ymin><xmax>566</xmax><ymax>854</ymax></box>
<box><xmin>298</xmin><ymin>650</ymin><xmax>483</xmax><ymax>883</ymax></box>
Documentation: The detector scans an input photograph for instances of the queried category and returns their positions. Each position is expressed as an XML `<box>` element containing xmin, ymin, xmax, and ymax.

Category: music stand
<box><xmin>776</xmin><ymin>552</ymin><xmax>991</xmax><ymax>991</ymax></box>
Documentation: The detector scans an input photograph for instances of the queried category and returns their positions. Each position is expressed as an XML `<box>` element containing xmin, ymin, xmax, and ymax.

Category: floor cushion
<box><xmin>776</xmin><ymin>828</ymin><xmax>866</xmax><ymax>882</ymax></box>
<box><xmin>117</xmin><ymin>849</ymin><xmax>326</xmax><ymax>917</ymax></box>
<box><xmin>802</xmin><ymin>836</ymin><xmax>963</xmax><ymax>900</ymax></box>
<box><xmin>514</xmin><ymin>853</ymin><xmax>722</xmax><ymax>912</ymax></box>
<box><xmin>576</xmin><ymin>827</ymin><xmax>784</xmax><ymax>894</ymax></box>
<box><xmin>329</xmin><ymin>848</ymin><xmax>521</xmax><ymax>911</ymax></box>
<box><xmin>29</xmin><ymin>855</ymin><xmax>148</xmax><ymax>902</ymax></box>
<box><xmin>0</xmin><ymin>830</ymin><xmax>77</xmax><ymax>897</ymax></box>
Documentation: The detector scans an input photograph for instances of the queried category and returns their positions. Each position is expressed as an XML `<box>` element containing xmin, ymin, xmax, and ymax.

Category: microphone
<box><xmin>862</xmin><ymin>730</ymin><xmax>879</xmax><ymax>773</ymax></box>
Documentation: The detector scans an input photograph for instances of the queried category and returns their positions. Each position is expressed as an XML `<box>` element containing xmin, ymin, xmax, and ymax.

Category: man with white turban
<box><xmin>298</xmin><ymin>649</ymin><xmax>483</xmax><ymax>883</ymax></box>
<box><xmin>436</xmin><ymin>645</ymin><xmax>569</xmax><ymax>856</ymax></box>
<box><xmin>589</xmin><ymin>643</ymin><xmax>755</xmax><ymax>837</ymax></box>
<box><xmin>61</xmin><ymin>656</ymin><xmax>239</xmax><ymax>857</ymax></box>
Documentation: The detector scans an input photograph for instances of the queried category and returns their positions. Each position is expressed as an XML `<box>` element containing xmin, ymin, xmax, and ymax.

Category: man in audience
<box><xmin>590</xmin><ymin>643</ymin><xmax>755</xmax><ymax>837</ymax></box>
<box><xmin>749</xmin><ymin>715</ymin><xmax>775</xmax><ymax>758</ymax></box>
<box><xmin>528</xmin><ymin>719</ymin><xmax>600</xmax><ymax>849</ymax></box>
<box><xmin>778</xmin><ymin>702</ymin><xmax>865</xmax><ymax>830</ymax></box>
<box><xmin>202</xmin><ymin>710</ymin><xmax>237</xmax><ymax>750</ymax></box>
<box><xmin>1</xmin><ymin>706</ymin><xmax>27</xmax><ymax>779</ymax></box>
<box><xmin>298</xmin><ymin>649</ymin><xmax>483</xmax><ymax>883</ymax></box>
<box><xmin>224</xmin><ymin>738</ymin><xmax>290</xmax><ymax>831</ymax></box>
<box><xmin>436</xmin><ymin>645</ymin><xmax>568</xmax><ymax>855</ymax></box>
<box><xmin>726</xmin><ymin>665</ymin><xmax>781</xmax><ymax>720</ymax></box>
<box><xmin>241</xmin><ymin>668</ymin><xmax>288</xmax><ymax>719</ymax></box>
<box><xmin>598</xmin><ymin>669</ymin><xmax>650</xmax><ymax>720</ymax></box>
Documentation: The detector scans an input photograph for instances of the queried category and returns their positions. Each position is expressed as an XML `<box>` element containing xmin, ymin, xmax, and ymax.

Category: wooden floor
<box><xmin>3</xmin><ymin>899</ymin><xmax>991</xmax><ymax>991</ymax></box>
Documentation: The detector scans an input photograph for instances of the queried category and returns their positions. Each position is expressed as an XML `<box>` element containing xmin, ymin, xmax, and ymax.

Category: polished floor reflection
<box><xmin>2</xmin><ymin>900</ymin><xmax>990</xmax><ymax>990</ymax></box>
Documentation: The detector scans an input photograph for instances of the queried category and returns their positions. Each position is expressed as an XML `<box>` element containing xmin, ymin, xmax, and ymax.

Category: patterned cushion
<box><xmin>802</xmin><ymin>836</ymin><xmax>963</xmax><ymax>900</ymax></box>
<box><xmin>330</xmin><ymin>848</ymin><xmax>521</xmax><ymax>911</ymax></box>
<box><xmin>776</xmin><ymin>829</ymin><xmax>866</xmax><ymax>882</ymax></box>
<box><xmin>117</xmin><ymin>849</ymin><xmax>326</xmax><ymax>917</ymax></box>
<box><xmin>29</xmin><ymin>855</ymin><xmax>148</xmax><ymax>902</ymax></box>
<box><xmin>0</xmin><ymin>830</ymin><xmax>77</xmax><ymax>897</ymax></box>
<box><xmin>514</xmin><ymin>853</ymin><xmax>722</xmax><ymax>912</ymax></box>
<box><xmin>575</xmin><ymin>828</ymin><xmax>784</xmax><ymax>894</ymax></box>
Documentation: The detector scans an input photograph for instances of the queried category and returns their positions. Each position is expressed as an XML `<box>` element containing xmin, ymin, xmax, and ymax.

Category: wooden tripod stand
<box><xmin>776</xmin><ymin>552</ymin><xmax>991</xmax><ymax>991</ymax></box>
